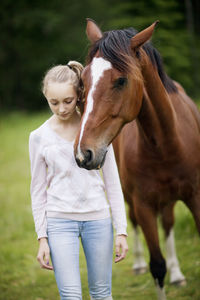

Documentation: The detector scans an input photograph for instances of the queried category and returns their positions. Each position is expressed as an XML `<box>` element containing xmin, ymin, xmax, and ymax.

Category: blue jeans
<box><xmin>47</xmin><ymin>217</ymin><xmax>114</xmax><ymax>300</ymax></box>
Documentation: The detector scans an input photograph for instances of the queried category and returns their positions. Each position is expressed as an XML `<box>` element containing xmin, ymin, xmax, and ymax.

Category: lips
<box><xmin>59</xmin><ymin>113</ymin><xmax>68</xmax><ymax>117</ymax></box>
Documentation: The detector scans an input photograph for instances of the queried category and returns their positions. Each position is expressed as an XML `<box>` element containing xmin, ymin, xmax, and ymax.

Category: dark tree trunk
<box><xmin>184</xmin><ymin>0</ymin><xmax>199</xmax><ymax>96</ymax></box>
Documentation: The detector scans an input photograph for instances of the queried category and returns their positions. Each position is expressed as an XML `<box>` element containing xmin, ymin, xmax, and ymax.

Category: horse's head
<box><xmin>74</xmin><ymin>19</ymin><xmax>158</xmax><ymax>170</ymax></box>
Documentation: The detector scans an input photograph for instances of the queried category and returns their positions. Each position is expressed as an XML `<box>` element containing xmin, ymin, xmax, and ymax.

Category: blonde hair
<box><xmin>42</xmin><ymin>60</ymin><xmax>84</xmax><ymax>100</ymax></box>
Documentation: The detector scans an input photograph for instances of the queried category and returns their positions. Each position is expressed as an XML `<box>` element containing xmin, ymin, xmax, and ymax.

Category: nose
<box><xmin>59</xmin><ymin>103</ymin><xmax>66</xmax><ymax>113</ymax></box>
<box><xmin>75</xmin><ymin>149</ymin><xmax>94</xmax><ymax>170</ymax></box>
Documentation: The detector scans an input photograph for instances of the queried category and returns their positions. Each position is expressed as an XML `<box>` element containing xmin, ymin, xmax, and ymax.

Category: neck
<box><xmin>136</xmin><ymin>55</ymin><xmax>180</xmax><ymax>154</ymax></box>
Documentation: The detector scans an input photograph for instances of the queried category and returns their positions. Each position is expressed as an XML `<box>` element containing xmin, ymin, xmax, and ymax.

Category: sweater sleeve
<box><xmin>102</xmin><ymin>144</ymin><xmax>127</xmax><ymax>236</ymax></box>
<box><xmin>29</xmin><ymin>132</ymin><xmax>48</xmax><ymax>240</ymax></box>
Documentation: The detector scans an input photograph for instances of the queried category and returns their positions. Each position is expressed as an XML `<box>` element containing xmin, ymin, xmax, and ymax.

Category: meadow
<box><xmin>0</xmin><ymin>111</ymin><xmax>200</xmax><ymax>300</ymax></box>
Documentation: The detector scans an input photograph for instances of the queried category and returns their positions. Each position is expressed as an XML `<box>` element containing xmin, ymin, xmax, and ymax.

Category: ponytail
<box><xmin>67</xmin><ymin>61</ymin><xmax>84</xmax><ymax>81</ymax></box>
<box><xmin>67</xmin><ymin>61</ymin><xmax>85</xmax><ymax>112</ymax></box>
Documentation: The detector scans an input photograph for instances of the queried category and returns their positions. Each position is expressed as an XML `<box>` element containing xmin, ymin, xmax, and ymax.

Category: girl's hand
<box><xmin>37</xmin><ymin>238</ymin><xmax>53</xmax><ymax>270</ymax></box>
<box><xmin>115</xmin><ymin>235</ymin><xmax>128</xmax><ymax>263</ymax></box>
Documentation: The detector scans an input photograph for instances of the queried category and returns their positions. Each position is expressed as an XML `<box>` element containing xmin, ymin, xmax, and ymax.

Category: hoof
<box><xmin>133</xmin><ymin>266</ymin><xmax>148</xmax><ymax>275</ymax></box>
<box><xmin>171</xmin><ymin>279</ymin><xmax>187</xmax><ymax>287</ymax></box>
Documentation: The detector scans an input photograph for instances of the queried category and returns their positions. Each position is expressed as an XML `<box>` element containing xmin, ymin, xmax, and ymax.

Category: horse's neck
<box><xmin>137</xmin><ymin>60</ymin><xmax>180</xmax><ymax>153</ymax></box>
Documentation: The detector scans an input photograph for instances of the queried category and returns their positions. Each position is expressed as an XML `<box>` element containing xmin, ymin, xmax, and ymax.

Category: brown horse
<box><xmin>74</xmin><ymin>19</ymin><xmax>200</xmax><ymax>299</ymax></box>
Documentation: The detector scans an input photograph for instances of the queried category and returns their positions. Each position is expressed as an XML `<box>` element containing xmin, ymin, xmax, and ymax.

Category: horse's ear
<box><xmin>131</xmin><ymin>21</ymin><xmax>159</xmax><ymax>49</ymax></box>
<box><xmin>86</xmin><ymin>18</ymin><xmax>103</xmax><ymax>43</ymax></box>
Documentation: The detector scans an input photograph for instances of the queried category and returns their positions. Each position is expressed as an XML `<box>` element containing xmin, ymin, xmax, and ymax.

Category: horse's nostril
<box><xmin>85</xmin><ymin>149</ymin><xmax>93</xmax><ymax>164</ymax></box>
<box><xmin>75</xmin><ymin>149</ymin><xmax>94</xmax><ymax>169</ymax></box>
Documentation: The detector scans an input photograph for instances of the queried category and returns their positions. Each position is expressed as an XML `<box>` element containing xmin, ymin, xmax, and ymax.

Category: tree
<box><xmin>0</xmin><ymin>0</ymin><xmax>199</xmax><ymax>110</ymax></box>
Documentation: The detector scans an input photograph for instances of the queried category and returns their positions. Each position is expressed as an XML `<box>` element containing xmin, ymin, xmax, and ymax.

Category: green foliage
<box><xmin>106</xmin><ymin>0</ymin><xmax>200</xmax><ymax>96</ymax></box>
<box><xmin>0</xmin><ymin>0</ymin><xmax>200</xmax><ymax>110</ymax></box>
<box><xmin>0</xmin><ymin>111</ymin><xmax>200</xmax><ymax>299</ymax></box>
<box><xmin>0</xmin><ymin>0</ymin><xmax>109</xmax><ymax>110</ymax></box>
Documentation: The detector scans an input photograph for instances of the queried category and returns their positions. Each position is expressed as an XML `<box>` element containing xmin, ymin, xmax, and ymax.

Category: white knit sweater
<box><xmin>29</xmin><ymin>119</ymin><xmax>127</xmax><ymax>239</ymax></box>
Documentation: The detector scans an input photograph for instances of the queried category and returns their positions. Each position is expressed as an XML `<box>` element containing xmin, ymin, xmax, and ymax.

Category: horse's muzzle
<box><xmin>75</xmin><ymin>148</ymin><xmax>107</xmax><ymax>170</ymax></box>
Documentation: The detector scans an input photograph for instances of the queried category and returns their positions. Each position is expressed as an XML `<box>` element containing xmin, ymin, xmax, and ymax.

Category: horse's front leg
<box><xmin>160</xmin><ymin>202</ymin><xmax>186</xmax><ymax>286</ymax></box>
<box><xmin>135</xmin><ymin>198</ymin><xmax>167</xmax><ymax>300</ymax></box>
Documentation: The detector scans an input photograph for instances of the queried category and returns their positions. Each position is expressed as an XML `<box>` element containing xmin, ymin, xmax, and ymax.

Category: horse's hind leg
<box><xmin>184</xmin><ymin>191</ymin><xmax>200</xmax><ymax>234</ymax></box>
<box><xmin>133</xmin><ymin>226</ymin><xmax>148</xmax><ymax>274</ymax></box>
<box><xmin>135</xmin><ymin>199</ymin><xmax>167</xmax><ymax>300</ymax></box>
<box><xmin>126</xmin><ymin>193</ymin><xmax>148</xmax><ymax>274</ymax></box>
<box><xmin>160</xmin><ymin>202</ymin><xmax>186</xmax><ymax>286</ymax></box>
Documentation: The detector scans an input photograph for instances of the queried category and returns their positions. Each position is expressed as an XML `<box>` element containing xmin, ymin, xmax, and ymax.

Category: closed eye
<box><xmin>64</xmin><ymin>99</ymin><xmax>73</xmax><ymax>104</ymax></box>
<box><xmin>113</xmin><ymin>77</ymin><xmax>128</xmax><ymax>90</ymax></box>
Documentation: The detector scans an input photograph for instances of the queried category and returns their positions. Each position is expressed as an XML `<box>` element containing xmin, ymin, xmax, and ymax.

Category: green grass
<box><xmin>0</xmin><ymin>111</ymin><xmax>200</xmax><ymax>300</ymax></box>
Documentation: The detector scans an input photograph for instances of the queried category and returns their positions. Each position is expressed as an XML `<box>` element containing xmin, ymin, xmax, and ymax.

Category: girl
<box><xmin>29</xmin><ymin>61</ymin><xmax>128</xmax><ymax>300</ymax></box>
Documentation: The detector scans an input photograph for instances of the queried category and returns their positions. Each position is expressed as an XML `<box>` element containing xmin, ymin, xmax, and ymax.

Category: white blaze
<box><xmin>77</xmin><ymin>57</ymin><xmax>112</xmax><ymax>161</ymax></box>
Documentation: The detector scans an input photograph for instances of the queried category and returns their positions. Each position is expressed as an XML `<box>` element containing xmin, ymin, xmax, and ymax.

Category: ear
<box><xmin>86</xmin><ymin>18</ymin><xmax>103</xmax><ymax>43</ymax></box>
<box><xmin>131</xmin><ymin>21</ymin><xmax>159</xmax><ymax>50</ymax></box>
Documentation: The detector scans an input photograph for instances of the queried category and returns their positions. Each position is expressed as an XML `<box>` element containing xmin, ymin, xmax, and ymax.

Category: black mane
<box><xmin>87</xmin><ymin>27</ymin><xmax>177</xmax><ymax>94</ymax></box>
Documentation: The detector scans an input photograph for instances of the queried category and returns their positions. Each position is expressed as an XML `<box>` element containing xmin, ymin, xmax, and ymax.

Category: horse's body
<box><xmin>74</xmin><ymin>19</ymin><xmax>200</xmax><ymax>300</ymax></box>
<box><xmin>113</xmin><ymin>74</ymin><xmax>200</xmax><ymax>229</ymax></box>
<box><xmin>112</xmin><ymin>78</ymin><xmax>200</xmax><ymax>286</ymax></box>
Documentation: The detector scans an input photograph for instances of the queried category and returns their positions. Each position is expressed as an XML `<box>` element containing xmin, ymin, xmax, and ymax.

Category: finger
<box><xmin>44</xmin><ymin>251</ymin><xmax>50</xmax><ymax>266</ymax></box>
<box><xmin>115</xmin><ymin>243</ymin><xmax>122</xmax><ymax>263</ymax></box>
<box><xmin>41</xmin><ymin>260</ymin><xmax>54</xmax><ymax>270</ymax></box>
<box><xmin>37</xmin><ymin>255</ymin><xmax>53</xmax><ymax>270</ymax></box>
<box><xmin>115</xmin><ymin>244</ymin><xmax>120</xmax><ymax>257</ymax></box>
<box><xmin>115</xmin><ymin>244</ymin><xmax>121</xmax><ymax>262</ymax></box>
<box><xmin>115</xmin><ymin>253</ymin><xmax>124</xmax><ymax>263</ymax></box>
<box><xmin>44</xmin><ymin>252</ymin><xmax>54</xmax><ymax>270</ymax></box>
<box><xmin>44</xmin><ymin>264</ymin><xmax>54</xmax><ymax>270</ymax></box>
<box><xmin>121</xmin><ymin>245</ymin><xmax>127</xmax><ymax>258</ymax></box>
<box><xmin>115</xmin><ymin>253</ymin><xmax>125</xmax><ymax>263</ymax></box>
<box><xmin>115</xmin><ymin>243</ymin><xmax>128</xmax><ymax>263</ymax></box>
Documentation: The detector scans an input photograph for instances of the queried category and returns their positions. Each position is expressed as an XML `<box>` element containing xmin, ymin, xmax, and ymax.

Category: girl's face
<box><xmin>45</xmin><ymin>82</ymin><xmax>78</xmax><ymax>121</ymax></box>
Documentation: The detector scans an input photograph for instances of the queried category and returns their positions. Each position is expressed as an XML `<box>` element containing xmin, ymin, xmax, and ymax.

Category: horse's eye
<box><xmin>113</xmin><ymin>77</ymin><xmax>128</xmax><ymax>89</ymax></box>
